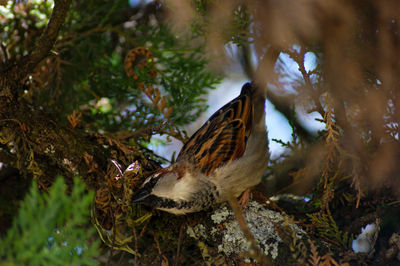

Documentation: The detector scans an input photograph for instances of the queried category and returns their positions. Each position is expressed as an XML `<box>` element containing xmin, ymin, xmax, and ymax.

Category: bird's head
<box><xmin>131</xmin><ymin>166</ymin><xmax>185</xmax><ymax>204</ymax></box>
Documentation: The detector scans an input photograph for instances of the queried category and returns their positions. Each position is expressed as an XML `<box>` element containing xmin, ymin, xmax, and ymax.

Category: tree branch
<box><xmin>228</xmin><ymin>195</ymin><xmax>274</xmax><ymax>265</ymax></box>
<box><xmin>1</xmin><ymin>0</ymin><xmax>72</xmax><ymax>96</ymax></box>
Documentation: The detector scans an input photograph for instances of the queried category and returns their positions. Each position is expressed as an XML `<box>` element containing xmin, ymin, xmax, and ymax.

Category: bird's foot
<box><xmin>238</xmin><ymin>189</ymin><xmax>252</xmax><ymax>209</ymax></box>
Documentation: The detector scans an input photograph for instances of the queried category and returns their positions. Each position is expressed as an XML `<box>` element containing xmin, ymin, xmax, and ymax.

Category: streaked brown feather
<box><xmin>177</xmin><ymin>86</ymin><xmax>254</xmax><ymax>176</ymax></box>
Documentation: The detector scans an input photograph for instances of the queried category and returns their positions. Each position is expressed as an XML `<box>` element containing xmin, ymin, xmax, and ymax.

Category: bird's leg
<box><xmin>238</xmin><ymin>189</ymin><xmax>252</xmax><ymax>209</ymax></box>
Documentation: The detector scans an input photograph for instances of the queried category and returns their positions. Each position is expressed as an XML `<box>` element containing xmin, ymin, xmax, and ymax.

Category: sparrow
<box><xmin>131</xmin><ymin>82</ymin><xmax>269</xmax><ymax>215</ymax></box>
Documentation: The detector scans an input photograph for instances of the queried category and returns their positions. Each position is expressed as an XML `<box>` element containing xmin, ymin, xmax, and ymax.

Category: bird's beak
<box><xmin>131</xmin><ymin>189</ymin><xmax>150</xmax><ymax>203</ymax></box>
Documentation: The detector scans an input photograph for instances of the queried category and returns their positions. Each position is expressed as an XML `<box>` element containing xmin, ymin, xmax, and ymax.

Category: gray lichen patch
<box><xmin>187</xmin><ymin>223</ymin><xmax>207</xmax><ymax>240</ymax></box>
<box><xmin>187</xmin><ymin>201</ymin><xmax>306</xmax><ymax>261</ymax></box>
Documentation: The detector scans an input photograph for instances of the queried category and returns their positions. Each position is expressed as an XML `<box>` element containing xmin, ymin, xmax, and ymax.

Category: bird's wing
<box><xmin>177</xmin><ymin>83</ymin><xmax>254</xmax><ymax>176</ymax></box>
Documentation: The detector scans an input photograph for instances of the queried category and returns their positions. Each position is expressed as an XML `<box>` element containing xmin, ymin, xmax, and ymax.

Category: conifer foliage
<box><xmin>2</xmin><ymin>0</ymin><xmax>400</xmax><ymax>265</ymax></box>
<box><xmin>0</xmin><ymin>177</ymin><xmax>99</xmax><ymax>265</ymax></box>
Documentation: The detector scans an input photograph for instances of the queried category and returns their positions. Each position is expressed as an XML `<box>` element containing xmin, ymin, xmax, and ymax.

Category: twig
<box><xmin>133</xmin><ymin>227</ymin><xmax>139</xmax><ymax>266</ymax></box>
<box><xmin>139</xmin><ymin>221</ymin><xmax>149</xmax><ymax>238</ymax></box>
<box><xmin>107</xmin><ymin>206</ymin><xmax>116</xmax><ymax>266</ymax></box>
<box><xmin>152</xmin><ymin>230</ymin><xmax>170</xmax><ymax>266</ymax></box>
<box><xmin>175</xmin><ymin>223</ymin><xmax>185</xmax><ymax>266</ymax></box>
<box><xmin>153</xmin><ymin>231</ymin><xmax>163</xmax><ymax>256</ymax></box>
<box><xmin>116</xmin><ymin>251</ymin><xmax>125</xmax><ymax>266</ymax></box>
<box><xmin>240</xmin><ymin>45</ymin><xmax>315</xmax><ymax>143</ymax></box>
<box><xmin>286</xmin><ymin>48</ymin><xmax>325</xmax><ymax>117</ymax></box>
<box><xmin>114</xmin><ymin>122</ymin><xmax>168</xmax><ymax>140</ymax></box>
<box><xmin>0</xmin><ymin>42</ymin><xmax>8</xmax><ymax>64</ymax></box>
<box><xmin>227</xmin><ymin>194</ymin><xmax>274</xmax><ymax>265</ymax></box>
<box><xmin>0</xmin><ymin>118</ymin><xmax>27</xmax><ymax>133</ymax></box>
